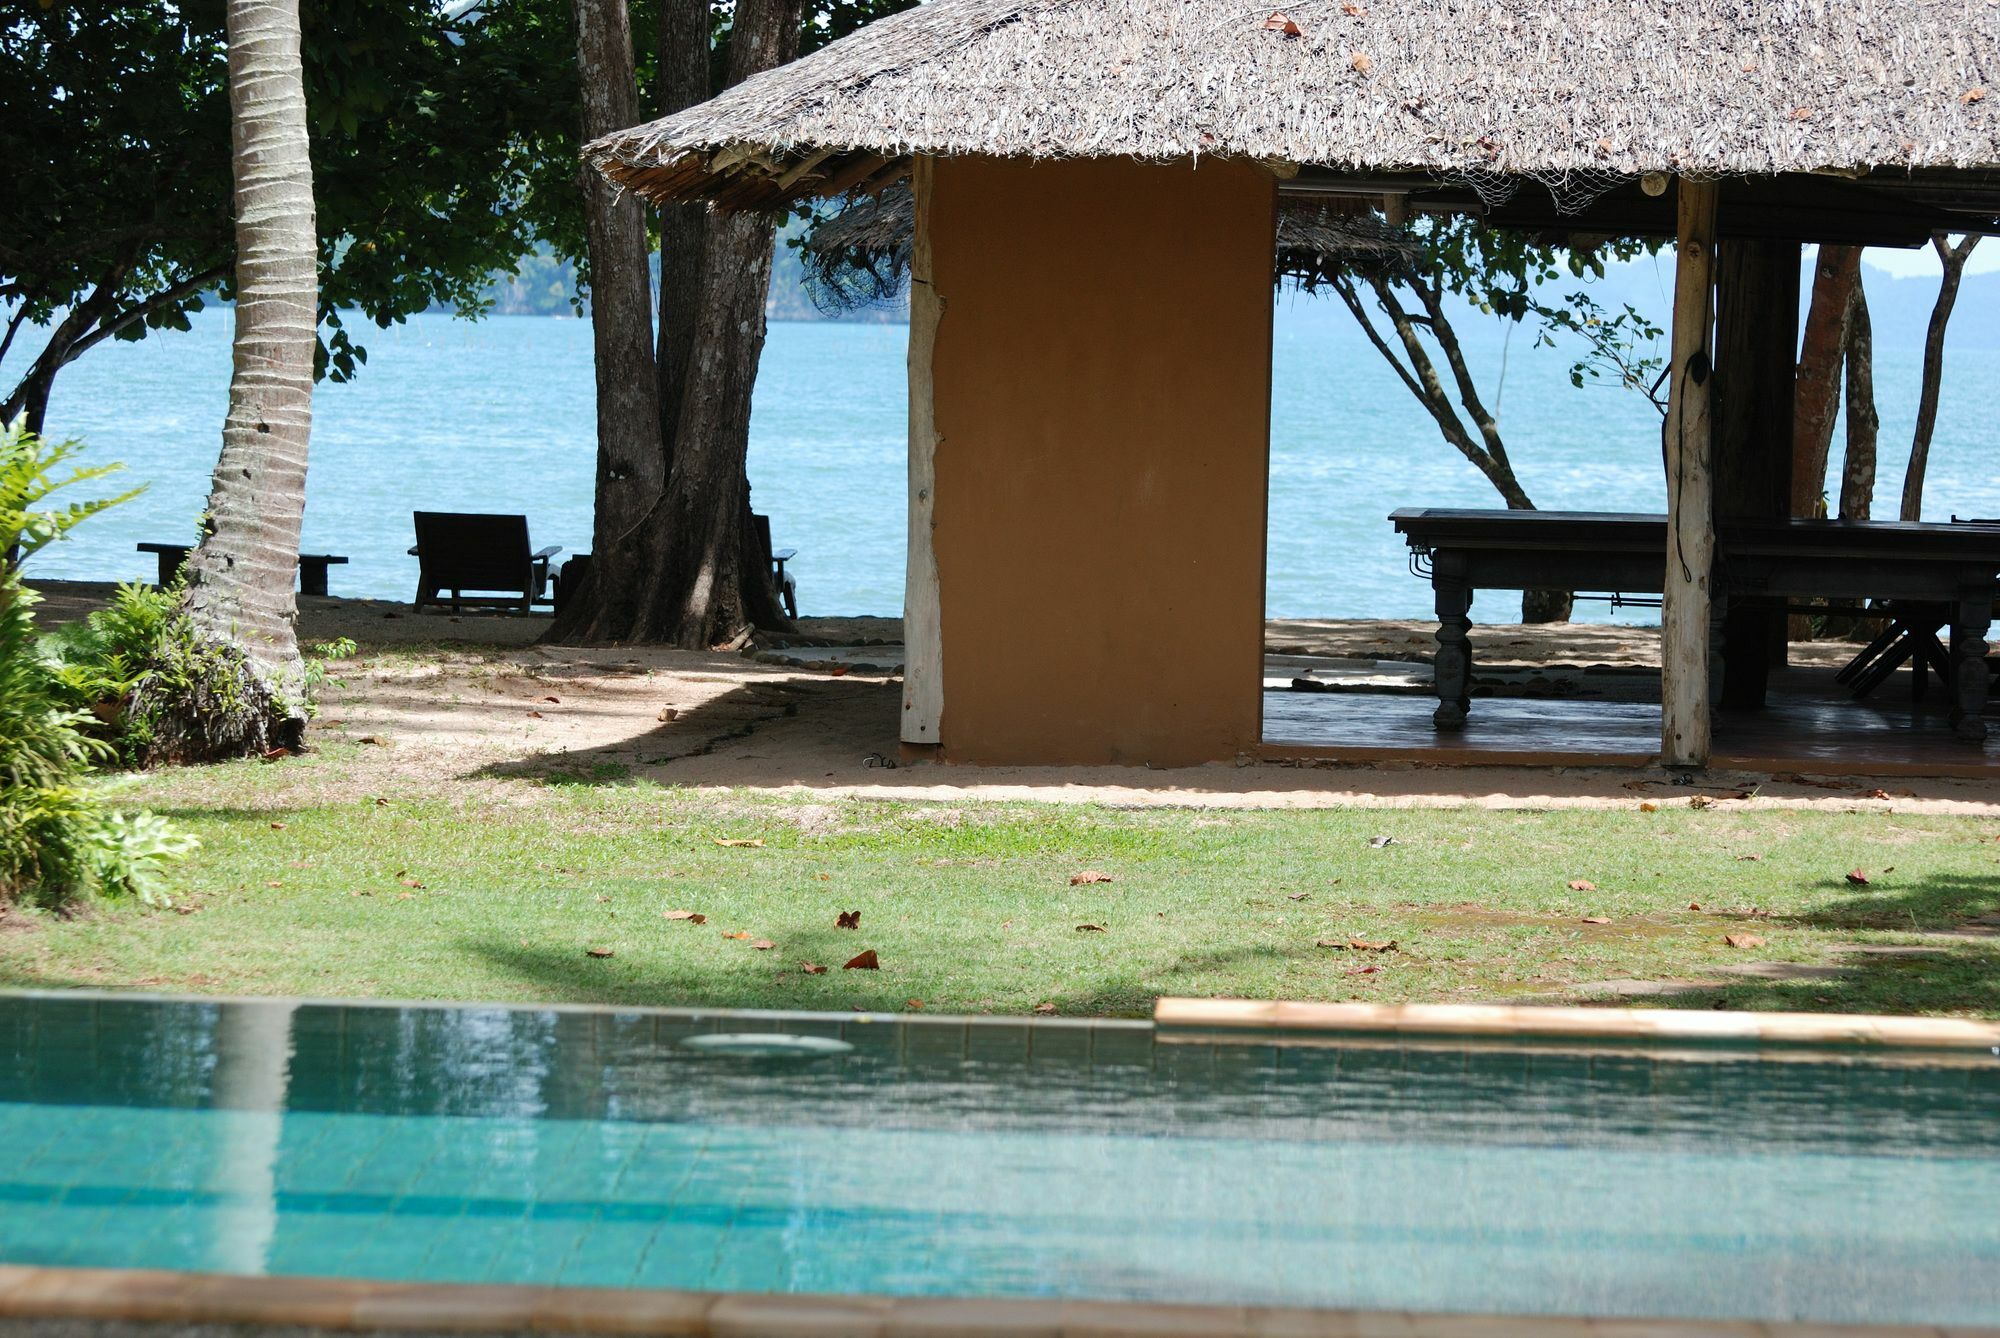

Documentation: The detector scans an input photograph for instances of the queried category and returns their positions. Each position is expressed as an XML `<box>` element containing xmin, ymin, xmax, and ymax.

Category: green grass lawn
<box><xmin>5</xmin><ymin>742</ymin><xmax>1998</xmax><ymax>1017</ymax></box>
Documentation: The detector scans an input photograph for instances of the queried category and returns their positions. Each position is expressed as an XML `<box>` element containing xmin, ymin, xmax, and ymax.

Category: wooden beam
<box><xmin>1661</xmin><ymin>178</ymin><xmax>1719</xmax><ymax>768</ymax></box>
<box><xmin>900</xmin><ymin>155</ymin><xmax>944</xmax><ymax>758</ymax></box>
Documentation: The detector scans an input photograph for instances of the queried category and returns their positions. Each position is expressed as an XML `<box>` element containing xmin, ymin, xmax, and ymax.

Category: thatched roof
<box><xmin>589</xmin><ymin>0</ymin><xmax>2000</xmax><ymax>211</ymax></box>
<box><xmin>799</xmin><ymin>186</ymin><xmax>1419</xmax><ymax>310</ymax></box>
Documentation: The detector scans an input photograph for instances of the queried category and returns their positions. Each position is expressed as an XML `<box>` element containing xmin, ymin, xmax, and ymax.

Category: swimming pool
<box><xmin>1</xmin><ymin>991</ymin><xmax>1996</xmax><ymax>1328</ymax></box>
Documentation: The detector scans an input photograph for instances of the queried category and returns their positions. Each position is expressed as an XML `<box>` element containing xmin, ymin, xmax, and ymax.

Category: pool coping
<box><xmin>1153</xmin><ymin>997</ymin><xmax>2000</xmax><ymax>1051</ymax></box>
<box><xmin>2</xmin><ymin>1266</ymin><xmax>1993</xmax><ymax>1338</ymax></box>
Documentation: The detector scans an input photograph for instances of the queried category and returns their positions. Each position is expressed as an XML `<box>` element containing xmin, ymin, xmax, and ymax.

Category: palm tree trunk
<box><xmin>135</xmin><ymin>0</ymin><xmax>315</xmax><ymax>762</ymax></box>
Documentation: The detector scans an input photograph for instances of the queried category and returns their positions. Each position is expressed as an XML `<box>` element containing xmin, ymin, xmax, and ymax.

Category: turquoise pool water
<box><xmin>2</xmin><ymin>993</ymin><xmax>1997</xmax><ymax>1324</ymax></box>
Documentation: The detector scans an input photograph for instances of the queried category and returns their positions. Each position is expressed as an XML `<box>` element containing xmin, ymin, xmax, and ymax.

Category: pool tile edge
<box><xmin>0</xmin><ymin>1268</ymin><xmax>1990</xmax><ymax>1338</ymax></box>
<box><xmin>1153</xmin><ymin>998</ymin><xmax>2000</xmax><ymax>1051</ymax></box>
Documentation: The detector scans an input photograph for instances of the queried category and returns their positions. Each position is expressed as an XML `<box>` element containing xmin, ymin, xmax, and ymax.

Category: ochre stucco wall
<box><xmin>919</xmin><ymin>155</ymin><xmax>1276</xmax><ymax>766</ymax></box>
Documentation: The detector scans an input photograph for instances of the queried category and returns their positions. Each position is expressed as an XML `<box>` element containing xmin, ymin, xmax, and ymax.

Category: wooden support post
<box><xmin>900</xmin><ymin>155</ymin><xmax>944</xmax><ymax>760</ymax></box>
<box><xmin>1714</xmin><ymin>239</ymin><xmax>1801</xmax><ymax>704</ymax></box>
<box><xmin>1661</xmin><ymin>179</ymin><xmax>1719</xmax><ymax>769</ymax></box>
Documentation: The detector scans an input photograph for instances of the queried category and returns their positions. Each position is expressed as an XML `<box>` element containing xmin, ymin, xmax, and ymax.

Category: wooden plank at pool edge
<box><xmin>2</xmin><ymin>1266</ymin><xmax>1995</xmax><ymax>1338</ymax></box>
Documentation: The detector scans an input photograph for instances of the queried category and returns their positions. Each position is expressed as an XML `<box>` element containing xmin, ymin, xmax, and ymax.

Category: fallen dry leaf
<box><xmin>595</xmin><ymin>894</ymin><xmax>612</xmax><ymax>903</ymax></box>
<box><xmin>266</xmin><ymin>881</ymin><xmax>282</xmax><ymax>888</ymax></box>
<box><xmin>714</xmin><ymin>838</ymin><xmax>765</xmax><ymax>849</ymax></box>
<box><xmin>1567</xmin><ymin>878</ymin><xmax>1597</xmax><ymax>892</ymax></box>
<box><xmin>1286</xmin><ymin>892</ymin><xmax>1311</xmax><ymax>902</ymax></box>
<box><xmin>356</xmin><ymin>734</ymin><xmax>388</xmax><ymax>745</ymax></box>
<box><xmin>1261</xmin><ymin>10</ymin><xmax>1302</xmax><ymax>36</ymax></box>
<box><xmin>1341</xmin><ymin>0</ymin><xmax>1366</xmax><ymax>13</ymax></box>
<box><xmin>1687</xmin><ymin>901</ymin><xmax>1702</xmax><ymax>911</ymax></box>
<box><xmin>1737</xmin><ymin>854</ymin><xmax>1763</xmax><ymax>862</ymax></box>
<box><xmin>585</xmin><ymin>946</ymin><xmax>615</xmax><ymax>958</ymax></box>
<box><xmin>543</xmin><ymin>696</ymin><xmax>560</xmax><ymax>704</ymax></box>
<box><xmin>1350</xmin><ymin>50</ymin><xmax>1372</xmax><ymax>73</ymax></box>
<box><xmin>1790</xmin><ymin>106</ymin><xmax>1812</xmax><ymax>120</ymax></box>
<box><xmin>1964</xmin><ymin>86</ymin><xmax>1988</xmax><ymax>104</ymax></box>
<box><xmin>801</xmin><ymin>962</ymin><xmax>828</xmax><ymax>975</ymax></box>
<box><xmin>843</xmin><ymin>949</ymin><xmax>880</xmax><ymax>970</ymax></box>
<box><xmin>1580</xmin><ymin>916</ymin><xmax>1612</xmax><ymax>925</ymax></box>
<box><xmin>1639</xmin><ymin>802</ymin><xmax>1660</xmax><ymax>813</ymax></box>
<box><xmin>1348</xmin><ymin>937</ymin><xmax>1398</xmax><ymax>952</ymax></box>
<box><xmin>1689</xmin><ymin>795</ymin><xmax>1715</xmax><ymax>810</ymax></box>
<box><xmin>1723</xmin><ymin>933</ymin><xmax>1767</xmax><ymax>949</ymax></box>
<box><xmin>905</xmin><ymin>998</ymin><xmax>924</xmax><ymax>1010</ymax></box>
<box><xmin>400</xmin><ymin>878</ymin><xmax>424</xmax><ymax>889</ymax></box>
<box><xmin>750</xmin><ymin>939</ymin><xmax>776</xmax><ymax>951</ymax></box>
<box><xmin>721</xmin><ymin>930</ymin><xmax>752</xmax><ymax>940</ymax></box>
<box><xmin>656</xmin><ymin>707</ymin><xmax>679</xmax><ymax>722</ymax></box>
<box><xmin>1070</xmin><ymin>870</ymin><xmax>1114</xmax><ymax>886</ymax></box>
<box><xmin>1033</xmin><ymin>1002</ymin><xmax>1057</xmax><ymax>1015</ymax></box>
<box><xmin>1845</xmin><ymin>869</ymin><xmax>1871</xmax><ymax>886</ymax></box>
<box><xmin>269</xmin><ymin>821</ymin><xmax>287</xmax><ymax>831</ymax></box>
<box><xmin>526</xmin><ymin>710</ymin><xmax>544</xmax><ymax>719</ymax></box>
<box><xmin>1368</xmin><ymin>835</ymin><xmax>1396</xmax><ymax>848</ymax></box>
<box><xmin>835</xmin><ymin>909</ymin><xmax>861</xmax><ymax>929</ymax></box>
<box><xmin>1076</xmin><ymin>923</ymin><xmax>1107</xmax><ymax>933</ymax></box>
<box><xmin>663</xmin><ymin>909</ymin><xmax>707</xmax><ymax>924</ymax></box>
<box><xmin>260</xmin><ymin>747</ymin><xmax>290</xmax><ymax>762</ymax></box>
<box><xmin>1346</xmin><ymin>965</ymin><xmax>1380</xmax><ymax>975</ymax></box>
<box><xmin>1861</xmin><ymin>788</ymin><xmax>1892</xmax><ymax>800</ymax></box>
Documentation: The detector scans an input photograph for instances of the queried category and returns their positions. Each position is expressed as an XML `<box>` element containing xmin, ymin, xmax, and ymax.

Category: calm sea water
<box><xmin>27</xmin><ymin>287</ymin><xmax>2000</xmax><ymax>620</ymax></box>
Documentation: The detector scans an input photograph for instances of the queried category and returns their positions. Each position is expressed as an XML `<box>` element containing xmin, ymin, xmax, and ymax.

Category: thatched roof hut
<box><xmin>591</xmin><ymin>0</ymin><xmax>2000</xmax><ymax>227</ymax></box>
<box><xmin>583</xmin><ymin>0</ymin><xmax>2000</xmax><ymax>773</ymax></box>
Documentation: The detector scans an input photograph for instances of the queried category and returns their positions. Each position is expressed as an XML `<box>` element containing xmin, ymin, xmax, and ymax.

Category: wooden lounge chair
<box><xmin>753</xmin><ymin>514</ymin><xmax>798</xmax><ymax>621</ymax></box>
<box><xmin>408</xmin><ymin>512</ymin><xmax>560</xmax><ymax>614</ymax></box>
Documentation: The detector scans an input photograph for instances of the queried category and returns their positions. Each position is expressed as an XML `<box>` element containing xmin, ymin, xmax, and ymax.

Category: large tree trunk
<box><xmin>551</xmin><ymin>0</ymin><xmax>794</xmax><ymax>646</ymax></box>
<box><xmin>547</xmin><ymin>0</ymin><xmax>665</xmax><ymax>641</ymax></box>
<box><xmin>1837</xmin><ymin>278</ymin><xmax>1878</xmax><ymax>522</ymax></box>
<box><xmin>655</xmin><ymin>0</ymin><xmax>712</xmax><ymax>454</ymax></box>
<box><xmin>1790</xmin><ymin>245</ymin><xmax>1860</xmax><ymax>520</ymax></box>
<box><xmin>1903</xmin><ymin>236</ymin><xmax>1981</xmax><ymax>522</ymax></box>
<box><xmin>135</xmin><ymin>0</ymin><xmax>316</xmax><ymax>763</ymax></box>
<box><xmin>587</xmin><ymin>0</ymin><xmax>800</xmax><ymax>648</ymax></box>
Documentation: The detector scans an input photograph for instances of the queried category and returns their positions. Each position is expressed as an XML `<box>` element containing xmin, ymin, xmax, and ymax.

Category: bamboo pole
<box><xmin>1661</xmin><ymin>178</ymin><xmax>1719</xmax><ymax>768</ymax></box>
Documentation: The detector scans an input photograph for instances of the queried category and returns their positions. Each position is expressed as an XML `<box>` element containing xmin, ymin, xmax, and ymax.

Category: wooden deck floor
<box><xmin>1261</xmin><ymin>669</ymin><xmax>2000</xmax><ymax>776</ymax></box>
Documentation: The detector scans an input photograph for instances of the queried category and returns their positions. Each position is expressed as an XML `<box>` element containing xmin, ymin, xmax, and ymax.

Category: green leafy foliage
<box><xmin>0</xmin><ymin>418</ymin><xmax>194</xmax><ymax>911</ymax></box>
<box><xmin>40</xmin><ymin>582</ymin><xmax>178</xmax><ymax>761</ymax></box>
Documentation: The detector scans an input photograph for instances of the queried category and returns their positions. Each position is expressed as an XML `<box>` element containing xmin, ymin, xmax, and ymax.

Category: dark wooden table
<box><xmin>1390</xmin><ymin>509</ymin><xmax>1998</xmax><ymax>743</ymax></box>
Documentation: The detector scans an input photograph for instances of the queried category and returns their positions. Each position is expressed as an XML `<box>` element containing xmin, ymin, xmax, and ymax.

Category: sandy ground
<box><xmin>34</xmin><ymin>582</ymin><xmax>2000</xmax><ymax>815</ymax></box>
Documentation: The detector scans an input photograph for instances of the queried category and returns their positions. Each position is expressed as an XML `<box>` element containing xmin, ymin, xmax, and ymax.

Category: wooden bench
<box><xmin>137</xmin><ymin>543</ymin><xmax>348</xmax><ymax>596</ymax></box>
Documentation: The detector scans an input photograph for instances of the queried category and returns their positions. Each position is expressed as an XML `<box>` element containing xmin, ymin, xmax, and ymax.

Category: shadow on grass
<box><xmin>465</xmin><ymin>928</ymin><xmax>1305</xmax><ymax>1018</ymax></box>
<box><xmin>1781</xmin><ymin>872</ymin><xmax>2000</xmax><ymax>933</ymax></box>
<box><xmin>1659</xmin><ymin>939</ymin><xmax>2000</xmax><ymax>1017</ymax></box>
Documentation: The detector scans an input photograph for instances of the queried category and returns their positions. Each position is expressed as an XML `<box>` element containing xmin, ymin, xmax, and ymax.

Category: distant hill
<box><xmin>470</xmin><ymin>233</ymin><xmax>906</xmax><ymax>324</ymax></box>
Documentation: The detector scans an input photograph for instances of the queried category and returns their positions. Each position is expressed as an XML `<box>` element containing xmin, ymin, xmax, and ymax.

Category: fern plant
<box><xmin>0</xmin><ymin>416</ymin><xmax>195</xmax><ymax>910</ymax></box>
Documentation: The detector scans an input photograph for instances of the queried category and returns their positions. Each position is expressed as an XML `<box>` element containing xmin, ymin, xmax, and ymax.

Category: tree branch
<box><xmin>1408</xmin><ymin>271</ymin><xmax>1516</xmax><ymax>479</ymax></box>
<box><xmin>62</xmin><ymin>264</ymin><xmax>229</xmax><ymax>366</ymax></box>
<box><xmin>1360</xmin><ymin>274</ymin><xmax>1531</xmax><ymax>507</ymax></box>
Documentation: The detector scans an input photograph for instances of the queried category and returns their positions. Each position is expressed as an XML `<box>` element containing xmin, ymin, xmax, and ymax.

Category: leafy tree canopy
<box><xmin>2</xmin><ymin>0</ymin><xmax>919</xmax><ymax>424</ymax></box>
<box><xmin>2</xmin><ymin>0</ymin><xmax>550</xmax><ymax>421</ymax></box>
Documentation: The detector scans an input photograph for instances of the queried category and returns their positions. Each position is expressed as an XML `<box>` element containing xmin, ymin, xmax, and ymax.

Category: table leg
<box><xmin>1433</xmin><ymin>559</ymin><xmax>1473</xmax><ymax>730</ymax></box>
<box><xmin>1949</xmin><ymin>590</ymin><xmax>1991</xmax><ymax>743</ymax></box>
<box><xmin>1708</xmin><ymin>590</ymin><xmax>1731</xmax><ymax>709</ymax></box>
